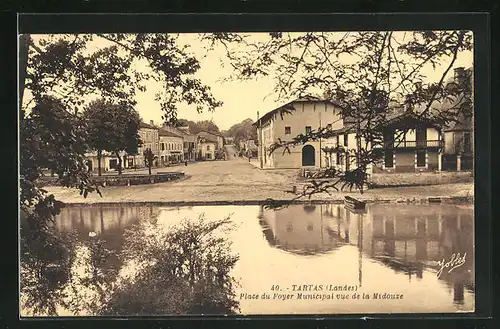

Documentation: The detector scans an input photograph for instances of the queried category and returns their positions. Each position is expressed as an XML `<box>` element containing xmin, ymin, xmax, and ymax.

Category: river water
<box><xmin>21</xmin><ymin>203</ymin><xmax>474</xmax><ymax>316</ymax></box>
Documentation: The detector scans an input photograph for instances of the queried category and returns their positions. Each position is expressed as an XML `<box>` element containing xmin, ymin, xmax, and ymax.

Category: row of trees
<box><xmin>223</xmin><ymin>118</ymin><xmax>257</xmax><ymax>149</ymax></box>
<box><xmin>175</xmin><ymin>118</ymin><xmax>222</xmax><ymax>135</ymax></box>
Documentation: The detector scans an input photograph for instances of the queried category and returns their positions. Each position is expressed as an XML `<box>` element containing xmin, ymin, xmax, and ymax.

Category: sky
<box><xmin>27</xmin><ymin>32</ymin><xmax>474</xmax><ymax>131</ymax></box>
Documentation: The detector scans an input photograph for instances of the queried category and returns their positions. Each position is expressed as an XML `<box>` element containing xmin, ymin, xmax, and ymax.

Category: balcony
<box><xmin>382</xmin><ymin>140</ymin><xmax>443</xmax><ymax>149</ymax></box>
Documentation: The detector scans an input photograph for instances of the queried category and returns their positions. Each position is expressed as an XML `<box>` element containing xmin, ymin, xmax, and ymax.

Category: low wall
<box><xmin>368</xmin><ymin>171</ymin><xmax>473</xmax><ymax>187</ymax></box>
<box><xmin>38</xmin><ymin>172</ymin><xmax>185</xmax><ymax>187</ymax></box>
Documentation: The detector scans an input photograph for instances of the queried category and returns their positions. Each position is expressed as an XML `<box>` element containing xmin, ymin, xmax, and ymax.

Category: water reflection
<box><xmin>21</xmin><ymin>203</ymin><xmax>474</xmax><ymax>316</ymax></box>
<box><xmin>258</xmin><ymin>204</ymin><xmax>474</xmax><ymax>308</ymax></box>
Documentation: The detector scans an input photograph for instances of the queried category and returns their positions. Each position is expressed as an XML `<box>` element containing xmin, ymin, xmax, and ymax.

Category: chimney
<box><xmin>150</xmin><ymin>120</ymin><xmax>154</xmax><ymax>126</ymax></box>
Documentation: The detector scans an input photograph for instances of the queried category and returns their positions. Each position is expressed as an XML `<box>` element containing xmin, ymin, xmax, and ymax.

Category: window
<box><xmin>384</xmin><ymin>150</ymin><xmax>394</xmax><ymax>168</ymax></box>
<box><xmin>161</xmin><ymin>143</ymin><xmax>165</xmax><ymax>151</ymax></box>
<box><xmin>344</xmin><ymin>133</ymin><xmax>348</xmax><ymax>146</ymax></box>
<box><xmin>207</xmin><ymin>145</ymin><xmax>210</xmax><ymax>151</ymax></box>
<box><xmin>285</xmin><ymin>126</ymin><xmax>291</xmax><ymax>135</ymax></box>
<box><xmin>336</xmin><ymin>135</ymin><xmax>340</xmax><ymax>146</ymax></box>
<box><xmin>416</xmin><ymin>149</ymin><xmax>426</xmax><ymax>167</ymax></box>
<box><xmin>305</xmin><ymin>126</ymin><xmax>312</xmax><ymax>134</ymax></box>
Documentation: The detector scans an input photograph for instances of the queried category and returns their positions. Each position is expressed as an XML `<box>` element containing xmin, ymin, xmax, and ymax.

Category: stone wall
<box><xmin>38</xmin><ymin>172</ymin><xmax>185</xmax><ymax>187</ymax></box>
<box><xmin>368</xmin><ymin>171</ymin><xmax>473</xmax><ymax>187</ymax></box>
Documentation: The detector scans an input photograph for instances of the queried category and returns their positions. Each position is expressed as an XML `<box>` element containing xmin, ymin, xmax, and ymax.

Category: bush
<box><xmin>100</xmin><ymin>214</ymin><xmax>240</xmax><ymax>315</ymax></box>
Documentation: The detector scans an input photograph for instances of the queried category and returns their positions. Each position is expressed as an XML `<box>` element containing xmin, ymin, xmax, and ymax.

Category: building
<box><xmin>197</xmin><ymin>130</ymin><xmax>224</xmax><ymax>150</ymax></box>
<box><xmin>197</xmin><ymin>136</ymin><xmax>218</xmax><ymax>160</ymax></box>
<box><xmin>255</xmin><ymin>96</ymin><xmax>471</xmax><ymax>173</ymax></box>
<box><xmin>160</xmin><ymin>124</ymin><xmax>198</xmax><ymax>162</ymax></box>
<box><xmin>136</xmin><ymin>121</ymin><xmax>160</xmax><ymax>167</ymax></box>
<box><xmin>158</xmin><ymin>129</ymin><xmax>184</xmax><ymax>165</ymax></box>
<box><xmin>254</xmin><ymin>99</ymin><xmax>343</xmax><ymax>169</ymax></box>
<box><xmin>441</xmin><ymin>67</ymin><xmax>473</xmax><ymax>171</ymax></box>
<box><xmin>240</xmin><ymin>139</ymin><xmax>258</xmax><ymax>158</ymax></box>
<box><xmin>85</xmin><ymin>151</ymin><xmax>124</xmax><ymax>173</ymax></box>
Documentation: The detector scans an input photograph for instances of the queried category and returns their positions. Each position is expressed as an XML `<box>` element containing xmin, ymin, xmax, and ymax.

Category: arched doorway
<box><xmin>302</xmin><ymin>145</ymin><xmax>315</xmax><ymax>166</ymax></box>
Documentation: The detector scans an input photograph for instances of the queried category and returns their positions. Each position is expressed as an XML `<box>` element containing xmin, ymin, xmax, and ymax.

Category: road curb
<box><xmin>61</xmin><ymin>196</ymin><xmax>473</xmax><ymax>207</ymax></box>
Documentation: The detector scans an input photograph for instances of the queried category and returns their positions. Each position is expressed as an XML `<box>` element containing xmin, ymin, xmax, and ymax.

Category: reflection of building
<box><xmin>259</xmin><ymin>203</ymin><xmax>474</xmax><ymax>304</ymax></box>
<box><xmin>259</xmin><ymin>204</ymin><xmax>351</xmax><ymax>255</ymax></box>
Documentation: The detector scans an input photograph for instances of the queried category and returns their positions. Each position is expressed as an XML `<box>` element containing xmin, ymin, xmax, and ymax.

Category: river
<box><xmin>20</xmin><ymin>203</ymin><xmax>474</xmax><ymax>316</ymax></box>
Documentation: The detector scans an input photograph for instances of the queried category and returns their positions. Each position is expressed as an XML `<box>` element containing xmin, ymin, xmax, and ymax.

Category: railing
<box><xmin>383</xmin><ymin>140</ymin><xmax>443</xmax><ymax>148</ymax></box>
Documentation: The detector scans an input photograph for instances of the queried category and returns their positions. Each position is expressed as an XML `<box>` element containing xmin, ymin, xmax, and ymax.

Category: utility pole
<box><xmin>257</xmin><ymin>111</ymin><xmax>263</xmax><ymax>169</ymax></box>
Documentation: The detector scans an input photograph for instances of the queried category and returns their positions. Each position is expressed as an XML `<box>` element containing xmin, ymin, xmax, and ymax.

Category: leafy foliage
<box><xmin>175</xmin><ymin>118</ymin><xmax>222</xmax><ymax>135</ymax></box>
<box><xmin>83</xmin><ymin>99</ymin><xmax>142</xmax><ymax>175</ymax></box>
<box><xmin>225</xmin><ymin>118</ymin><xmax>257</xmax><ymax>149</ymax></box>
<box><xmin>100</xmin><ymin>214</ymin><xmax>240</xmax><ymax>315</ymax></box>
<box><xmin>19</xmin><ymin>33</ymin><xmax>225</xmax><ymax>316</ymax></box>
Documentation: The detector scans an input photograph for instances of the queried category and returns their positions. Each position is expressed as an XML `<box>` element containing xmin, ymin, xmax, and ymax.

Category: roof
<box><xmin>139</xmin><ymin>122</ymin><xmax>157</xmax><ymax>129</ymax></box>
<box><xmin>158</xmin><ymin>129</ymin><xmax>183</xmax><ymax>138</ymax></box>
<box><xmin>198</xmin><ymin>130</ymin><xmax>223</xmax><ymax>138</ymax></box>
<box><xmin>198</xmin><ymin>136</ymin><xmax>218</xmax><ymax>143</ymax></box>
<box><xmin>327</xmin><ymin>111</ymin><xmax>442</xmax><ymax>136</ymax></box>
<box><xmin>254</xmin><ymin>98</ymin><xmax>342</xmax><ymax>127</ymax></box>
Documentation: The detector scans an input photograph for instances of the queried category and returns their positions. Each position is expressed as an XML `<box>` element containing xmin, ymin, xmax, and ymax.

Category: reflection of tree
<box><xmin>20</xmin><ymin>224</ymin><xmax>75</xmax><ymax>316</ymax></box>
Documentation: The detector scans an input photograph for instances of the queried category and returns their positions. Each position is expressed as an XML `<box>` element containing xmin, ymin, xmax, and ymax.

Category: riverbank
<box><xmin>45</xmin><ymin>182</ymin><xmax>474</xmax><ymax>205</ymax></box>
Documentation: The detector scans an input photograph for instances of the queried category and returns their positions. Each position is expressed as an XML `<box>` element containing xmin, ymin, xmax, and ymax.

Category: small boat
<box><xmin>344</xmin><ymin>196</ymin><xmax>366</xmax><ymax>210</ymax></box>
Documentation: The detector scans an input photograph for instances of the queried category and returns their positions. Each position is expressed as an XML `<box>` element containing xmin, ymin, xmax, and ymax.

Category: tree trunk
<box><xmin>115</xmin><ymin>151</ymin><xmax>123</xmax><ymax>175</ymax></box>
<box><xmin>97</xmin><ymin>150</ymin><xmax>102</xmax><ymax>176</ymax></box>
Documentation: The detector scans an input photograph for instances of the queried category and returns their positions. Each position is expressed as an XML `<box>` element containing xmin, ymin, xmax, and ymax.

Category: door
<box><xmin>109</xmin><ymin>159</ymin><xmax>118</xmax><ymax>170</ymax></box>
<box><xmin>302</xmin><ymin>145</ymin><xmax>315</xmax><ymax>166</ymax></box>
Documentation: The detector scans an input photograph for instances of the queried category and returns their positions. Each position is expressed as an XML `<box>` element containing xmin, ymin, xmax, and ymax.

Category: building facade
<box><xmin>136</xmin><ymin>121</ymin><xmax>160</xmax><ymax>167</ymax></box>
<box><xmin>254</xmin><ymin>99</ymin><xmax>344</xmax><ymax>169</ymax></box>
<box><xmin>158</xmin><ymin>129</ymin><xmax>184</xmax><ymax>165</ymax></box>
<box><xmin>255</xmin><ymin>97</ymin><xmax>471</xmax><ymax>173</ymax></box>
<box><xmin>441</xmin><ymin>67</ymin><xmax>473</xmax><ymax>171</ymax></box>
<box><xmin>198</xmin><ymin>130</ymin><xmax>224</xmax><ymax>150</ymax></box>
<box><xmin>197</xmin><ymin>136</ymin><xmax>217</xmax><ymax>160</ymax></box>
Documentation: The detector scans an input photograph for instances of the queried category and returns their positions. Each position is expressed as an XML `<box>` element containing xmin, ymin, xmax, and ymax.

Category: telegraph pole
<box><xmin>257</xmin><ymin>111</ymin><xmax>264</xmax><ymax>169</ymax></box>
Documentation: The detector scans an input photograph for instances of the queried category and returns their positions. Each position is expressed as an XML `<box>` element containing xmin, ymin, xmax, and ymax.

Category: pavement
<box><xmin>45</xmin><ymin>145</ymin><xmax>474</xmax><ymax>205</ymax></box>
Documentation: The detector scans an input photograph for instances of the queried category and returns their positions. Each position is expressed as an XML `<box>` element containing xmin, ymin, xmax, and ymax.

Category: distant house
<box><xmin>85</xmin><ymin>151</ymin><xmax>124</xmax><ymax>173</ymax></box>
<box><xmin>158</xmin><ymin>129</ymin><xmax>184</xmax><ymax>165</ymax></box>
<box><xmin>240</xmin><ymin>139</ymin><xmax>258</xmax><ymax>158</ymax></box>
<box><xmin>136</xmin><ymin>120</ymin><xmax>160</xmax><ymax>167</ymax></box>
<box><xmin>197</xmin><ymin>130</ymin><xmax>224</xmax><ymax>150</ymax></box>
<box><xmin>197</xmin><ymin>136</ymin><xmax>218</xmax><ymax>160</ymax></box>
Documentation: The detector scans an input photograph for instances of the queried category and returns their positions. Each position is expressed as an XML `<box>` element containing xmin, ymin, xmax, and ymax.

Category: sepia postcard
<box><xmin>19</xmin><ymin>24</ymin><xmax>477</xmax><ymax>317</ymax></box>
